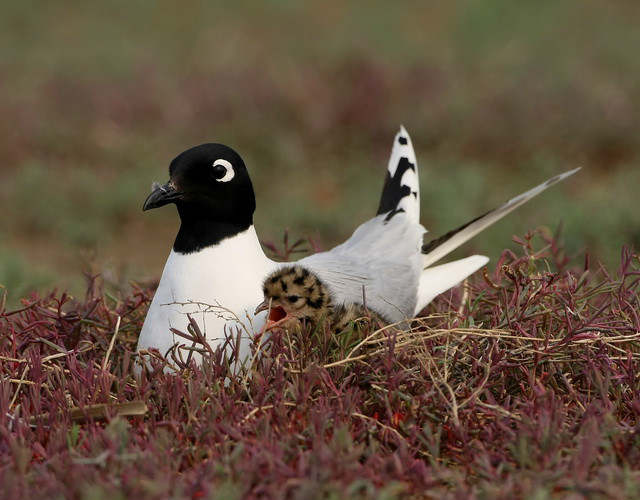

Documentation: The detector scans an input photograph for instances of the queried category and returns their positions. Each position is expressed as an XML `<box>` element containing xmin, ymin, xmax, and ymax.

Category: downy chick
<box><xmin>255</xmin><ymin>265</ymin><xmax>389</xmax><ymax>333</ymax></box>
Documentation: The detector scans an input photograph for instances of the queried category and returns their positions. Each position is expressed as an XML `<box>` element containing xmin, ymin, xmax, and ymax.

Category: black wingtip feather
<box><xmin>421</xmin><ymin>208</ymin><xmax>491</xmax><ymax>255</ymax></box>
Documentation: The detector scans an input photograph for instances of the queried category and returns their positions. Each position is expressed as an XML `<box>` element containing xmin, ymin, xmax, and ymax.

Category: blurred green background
<box><xmin>1</xmin><ymin>1</ymin><xmax>638</xmax><ymax>305</ymax></box>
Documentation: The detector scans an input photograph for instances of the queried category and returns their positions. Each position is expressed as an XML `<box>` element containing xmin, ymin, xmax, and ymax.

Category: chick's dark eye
<box><xmin>287</xmin><ymin>295</ymin><xmax>299</xmax><ymax>303</ymax></box>
<box><xmin>212</xmin><ymin>164</ymin><xmax>227</xmax><ymax>179</ymax></box>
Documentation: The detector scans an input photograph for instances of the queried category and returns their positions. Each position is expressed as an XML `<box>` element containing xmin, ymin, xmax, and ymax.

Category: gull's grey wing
<box><xmin>298</xmin><ymin>213</ymin><xmax>425</xmax><ymax>323</ymax></box>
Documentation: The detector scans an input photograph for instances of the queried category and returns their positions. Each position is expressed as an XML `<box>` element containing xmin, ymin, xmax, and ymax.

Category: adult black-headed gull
<box><xmin>137</xmin><ymin>127</ymin><xmax>579</xmax><ymax>365</ymax></box>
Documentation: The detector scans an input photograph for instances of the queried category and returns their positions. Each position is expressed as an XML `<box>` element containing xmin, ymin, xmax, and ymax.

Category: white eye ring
<box><xmin>212</xmin><ymin>159</ymin><xmax>235</xmax><ymax>182</ymax></box>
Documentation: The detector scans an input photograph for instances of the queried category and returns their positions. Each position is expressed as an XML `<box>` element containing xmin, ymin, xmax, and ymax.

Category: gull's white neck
<box><xmin>162</xmin><ymin>225</ymin><xmax>273</xmax><ymax>297</ymax></box>
<box><xmin>138</xmin><ymin>225</ymin><xmax>276</xmax><ymax>361</ymax></box>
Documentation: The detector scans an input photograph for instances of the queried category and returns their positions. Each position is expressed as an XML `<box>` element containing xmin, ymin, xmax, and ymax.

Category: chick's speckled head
<box><xmin>256</xmin><ymin>265</ymin><xmax>332</xmax><ymax>330</ymax></box>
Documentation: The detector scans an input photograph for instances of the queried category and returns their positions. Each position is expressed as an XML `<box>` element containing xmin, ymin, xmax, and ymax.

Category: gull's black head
<box><xmin>144</xmin><ymin>144</ymin><xmax>257</xmax><ymax>253</ymax></box>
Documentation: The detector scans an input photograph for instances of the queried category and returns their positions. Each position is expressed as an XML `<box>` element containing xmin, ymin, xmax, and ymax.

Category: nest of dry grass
<box><xmin>1</xmin><ymin>232</ymin><xmax>639</xmax><ymax>499</ymax></box>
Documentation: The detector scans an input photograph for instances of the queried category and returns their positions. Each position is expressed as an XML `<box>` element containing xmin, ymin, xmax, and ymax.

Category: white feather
<box><xmin>414</xmin><ymin>255</ymin><xmax>489</xmax><ymax>315</ymax></box>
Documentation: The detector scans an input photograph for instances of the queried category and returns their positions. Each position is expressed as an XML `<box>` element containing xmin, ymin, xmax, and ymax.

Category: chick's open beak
<box><xmin>254</xmin><ymin>299</ymin><xmax>271</xmax><ymax>315</ymax></box>
<box><xmin>255</xmin><ymin>299</ymin><xmax>290</xmax><ymax>327</ymax></box>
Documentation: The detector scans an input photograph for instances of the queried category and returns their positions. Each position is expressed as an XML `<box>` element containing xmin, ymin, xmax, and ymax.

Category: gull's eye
<box><xmin>287</xmin><ymin>295</ymin><xmax>299</xmax><ymax>303</ymax></box>
<box><xmin>212</xmin><ymin>164</ymin><xmax>226</xmax><ymax>179</ymax></box>
<box><xmin>211</xmin><ymin>159</ymin><xmax>235</xmax><ymax>182</ymax></box>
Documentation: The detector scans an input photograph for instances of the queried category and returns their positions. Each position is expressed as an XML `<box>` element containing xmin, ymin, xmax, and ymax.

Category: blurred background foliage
<box><xmin>1</xmin><ymin>0</ymin><xmax>638</xmax><ymax>305</ymax></box>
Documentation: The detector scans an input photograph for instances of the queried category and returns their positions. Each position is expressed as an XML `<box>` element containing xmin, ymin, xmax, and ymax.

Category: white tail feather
<box><xmin>414</xmin><ymin>255</ymin><xmax>489</xmax><ymax>315</ymax></box>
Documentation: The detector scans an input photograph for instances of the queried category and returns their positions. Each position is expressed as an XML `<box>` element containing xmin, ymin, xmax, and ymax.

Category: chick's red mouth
<box><xmin>268</xmin><ymin>306</ymin><xmax>287</xmax><ymax>323</ymax></box>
